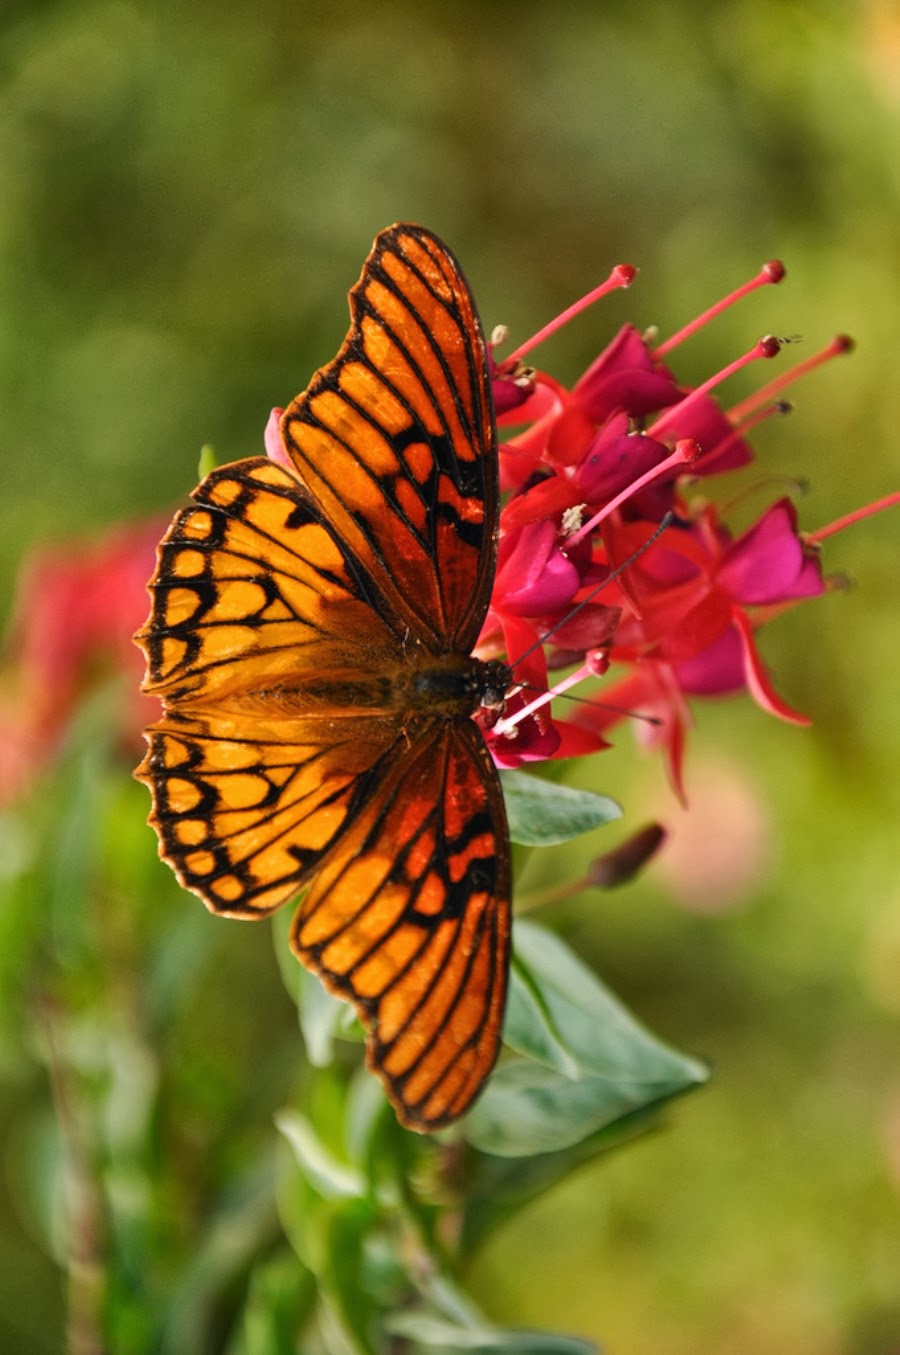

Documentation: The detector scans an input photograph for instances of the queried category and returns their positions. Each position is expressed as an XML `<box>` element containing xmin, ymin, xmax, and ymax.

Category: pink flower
<box><xmin>0</xmin><ymin>521</ymin><xmax>164</xmax><ymax>804</ymax></box>
<box><xmin>479</xmin><ymin>257</ymin><xmax>897</xmax><ymax>797</ymax></box>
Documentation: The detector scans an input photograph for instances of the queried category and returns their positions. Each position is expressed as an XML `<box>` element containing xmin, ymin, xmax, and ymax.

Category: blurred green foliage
<box><xmin>1</xmin><ymin>0</ymin><xmax>899</xmax><ymax>1352</ymax></box>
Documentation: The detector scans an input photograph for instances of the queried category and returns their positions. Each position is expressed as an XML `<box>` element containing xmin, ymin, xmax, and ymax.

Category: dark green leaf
<box><xmin>458</xmin><ymin>1107</ymin><xmax>663</xmax><ymax>1253</ymax></box>
<box><xmin>464</xmin><ymin>1059</ymin><xmax>704</xmax><ymax>1157</ymax></box>
<box><xmin>321</xmin><ymin>1199</ymin><xmax>381</xmax><ymax>1355</ymax></box>
<box><xmin>464</xmin><ymin>921</ymin><xmax>708</xmax><ymax>1155</ymax></box>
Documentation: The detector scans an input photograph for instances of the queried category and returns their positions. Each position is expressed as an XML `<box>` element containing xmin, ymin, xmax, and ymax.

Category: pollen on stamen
<box><xmin>561</xmin><ymin>504</ymin><xmax>586</xmax><ymax>534</ymax></box>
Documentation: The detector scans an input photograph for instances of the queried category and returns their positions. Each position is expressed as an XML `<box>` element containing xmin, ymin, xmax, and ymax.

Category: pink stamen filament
<box><xmin>507</xmin><ymin>264</ymin><xmax>636</xmax><ymax>363</ymax></box>
<box><xmin>493</xmin><ymin>662</ymin><xmax>592</xmax><ymax>739</ymax></box>
<box><xmin>728</xmin><ymin>335</ymin><xmax>853</xmax><ymax>425</ymax></box>
<box><xmin>719</xmin><ymin>473</ymin><xmax>810</xmax><ymax>519</ymax></box>
<box><xmin>692</xmin><ymin>399</ymin><xmax>792</xmax><ymax>469</ymax></box>
<box><xmin>648</xmin><ymin>336</ymin><xmax>782</xmax><ymax>444</ymax></box>
<box><xmin>806</xmin><ymin>491</ymin><xmax>900</xmax><ymax>544</ymax></box>
<box><xmin>653</xmin><ymin>261</ymin><xmax>785</xmax><ymax>359</ymax></box>
<box><xmin>733</xmin><ymin>397</ymin><xmax>793</xmax><ymax>436</ymax></box>
<box><xmin>567</xmin><ymin>440</ymin><xmax>698</xmax><ymax>549</ymax></box>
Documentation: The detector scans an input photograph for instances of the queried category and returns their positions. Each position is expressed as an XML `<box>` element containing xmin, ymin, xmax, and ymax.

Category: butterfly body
<box><xmin>137</xmin><ymin>225</ymin><xmax>510</xmax><ymax>1131</ymax></box>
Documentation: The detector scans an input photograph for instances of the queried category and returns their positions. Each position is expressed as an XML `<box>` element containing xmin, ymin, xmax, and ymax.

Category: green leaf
<box><xmin>158</xmin><ymin>1159</ymin><xmax>281</xmax><ymax>1355</ymax></box>
<box><xmin>321</xmin><ymin>1199</ymin><xmax>381</xmax><ymax>1355</ymax></box>
<box><xmin>500</xmin><ymin>770</ymin><xmax>620</xmax><ymax>845</ymax></box>
<box><xmin>275</xmin><ymin>1109</ymin><xmax>366</xmax><ymax>1200</ymax></box>
<box><xmin>458</xmin><ymin>1107</ymin><xmax>662</xmax><ymax>1253</ymax></box>
<box><xmin>231</xmin><ymin>1250</ymin><xmax>317</xmax><ymax>1355</ymax></box>
<box><xmin>272</xmin><ymin>908</ymin><xmax>356</xmax><ymax>1066</ymax></box>
<box><xmin>298</xmin><ymin>968</ymin><xmax>352</xmax><ymax>1067</ymax></box>
<box><xmin>464</xmin><ymin>921</ymin><xmax>709</xmax><ymax>1155</ymax></box>
<box><xmin>388</xmin><ymin>1270</ymin><xmax>597</xmax><ymax>1352</ymax></box>
<box><xmin>386</xmin><ymin>1311</ymin><xmax>595</xmax><ymax>1353</ymax></box>
<box><xmin>197</xmin><ymin>443</ymin><xmax>221</xmax><ymax>477</ymax></box>
<box><xmin>464</xmin><ymin>1061</ymin><xmax>703</xmax><ymax>1157</ymax></box>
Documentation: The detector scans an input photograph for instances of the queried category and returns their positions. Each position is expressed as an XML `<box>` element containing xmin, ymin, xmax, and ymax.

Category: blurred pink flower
<box><xmin>648</xmin><ymin>755</ymin><xmax>774</xmax><ymax>912</ymax></box>
<box><xmin>0</xmin><ymin>520</ymin><xmax>165</xmax><ymax>803</ymax></box>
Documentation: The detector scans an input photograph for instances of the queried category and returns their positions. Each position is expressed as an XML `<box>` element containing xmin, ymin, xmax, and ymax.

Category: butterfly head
<box><xmin>477</xmin><ymin>658</ymin><xmax>513</xmax><ymax>714</ymax></box>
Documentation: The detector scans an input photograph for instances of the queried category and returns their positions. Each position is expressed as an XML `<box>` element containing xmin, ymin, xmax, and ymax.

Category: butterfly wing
<box><xmin>280</xmin><ymin>223</ymin><xmax>498</xmax><ymax>652</ymax></box>
<box><xmin>137</xmin><ymin>456</ymin><xmax>404</xmax><ymax>706</ymax></box>
<box><xmin>137</xmin><ymin>226</ymin><xmax>510</xmax><ymax>1129</ymax></box>
<box><xmin>138</xmin><ymin>705</ymin><xmax>407</xmax><ymax>917</ymax></box>
<box><xmin>292</xmin><ymin>717</ymin><xmax>510</xmax><ymax>1131</ymax></box>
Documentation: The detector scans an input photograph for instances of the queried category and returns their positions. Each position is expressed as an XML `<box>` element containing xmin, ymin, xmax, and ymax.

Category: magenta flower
<box><xmin>476</xmin><ymin>257</ymin><xmax>897</xmax><ymax>797</ymax></box>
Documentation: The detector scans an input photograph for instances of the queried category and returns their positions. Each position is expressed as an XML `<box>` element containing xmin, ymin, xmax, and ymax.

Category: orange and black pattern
<box><xmin>136</xmin><ymin>225</ymin><xmax>510</xmax><ymax>1131</ymax></box>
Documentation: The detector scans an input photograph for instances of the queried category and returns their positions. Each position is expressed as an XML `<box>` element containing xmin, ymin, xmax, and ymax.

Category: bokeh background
<box><xmin>1</xmin><ymin>1</ymin><xmax>898</xmax><ymax>1352</ymax></box>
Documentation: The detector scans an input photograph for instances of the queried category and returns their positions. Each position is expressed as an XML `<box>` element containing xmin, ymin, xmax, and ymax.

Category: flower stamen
<box><xmin>653</xmin><ymin>260</ymin><xmax>785</xmax><ymax>359</ymax></box>
<box><xmin>806</xmin><ymin>491</ymin><xmax>900</xmax><ymax>545</ymax></box>
<box><xmin>567</xmin><ymin>440</ymin><xmax>698</xmax><ymax>547</ymax></box>
<box><xmin>507</xmin><ymin>264</ymin><xmax>637</xmax><ymax>363</ymax></box>
<box><xmin>728</xmin><ymin>335</ymin><xmax>854</xmax><ymax>425</ymax></box>
<box><xmin>648</xmin><ymin>336</ymin><xmax>782</xmax><ymax>443</ymax></box>
<box><xmin>493</xmin><ymin>662</ymin><xmax>593</xmax><ymax>739</ymax></box>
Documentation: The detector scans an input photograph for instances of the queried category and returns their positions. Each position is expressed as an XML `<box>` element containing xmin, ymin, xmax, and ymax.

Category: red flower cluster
<box><xmin>473</xmin><ymin>261</ymin><xmax>895</xmax><ymax>796</ymax></box>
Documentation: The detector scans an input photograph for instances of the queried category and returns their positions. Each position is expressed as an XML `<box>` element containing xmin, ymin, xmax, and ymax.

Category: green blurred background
<box><xmin>1</xmin><ymin>0</ymin><xmax>898</xmax><ymax>1351</ymax></box>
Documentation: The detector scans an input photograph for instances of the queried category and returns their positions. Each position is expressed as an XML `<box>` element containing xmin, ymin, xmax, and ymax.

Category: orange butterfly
<box><xmin>136</xmin><ymin>225</ymin><xmax>511</xmax><ymax>1131</ymax></box>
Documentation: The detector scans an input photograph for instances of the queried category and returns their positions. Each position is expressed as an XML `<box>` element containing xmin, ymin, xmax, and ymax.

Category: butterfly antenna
<box><xmin>515</xmin><ymin>682</ymin><xmax>662</xmax><ymax>727</ymax></box>
<box><xmin>511</xmin><ymin>511</ymin><xmax>675</xmax><ymax>669</ymax></box>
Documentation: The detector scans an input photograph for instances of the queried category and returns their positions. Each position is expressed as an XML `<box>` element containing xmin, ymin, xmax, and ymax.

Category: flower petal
<box><xmin>731</xmin><ymin>607</ymin><xmax>811</xmax><ymax>725</ymax></box>
<box><xmin>719</xmin><ymin>499</ymin><xmax>824</xmax><ymax>604</ymax></box>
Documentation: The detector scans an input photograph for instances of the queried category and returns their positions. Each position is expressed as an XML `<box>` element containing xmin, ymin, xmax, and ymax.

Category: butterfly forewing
<box><xmin>138</xmin><ymin>457</ymin><xmax>403</xmax><ymax>704</ymax></box>
<box><xmin>281</xmin><ymin>225</ymin><xmax>498</xmax><ymax>652</ymax></box>
<box><xmin>136</xmin><ymin>224</ymin><xmax>509</xmax><ymax>1131</ymax></box>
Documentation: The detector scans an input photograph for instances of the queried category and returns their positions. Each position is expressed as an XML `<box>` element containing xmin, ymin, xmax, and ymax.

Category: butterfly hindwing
<box><xmin>137</xmin><ymin>707</ymin><xmax>403</xmax><ymax>917</ymax></box>
<box><xmin>292</xmin><ymin>717</ymin><xmax>510</xmax><ymax>1131</ymax></box>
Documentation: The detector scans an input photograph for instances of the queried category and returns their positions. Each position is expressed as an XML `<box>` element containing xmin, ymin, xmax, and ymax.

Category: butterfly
<box><xmin>136</xmin><ymin>224</ymin><xmax>512</xmax><ymax>1132</ymax></box>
